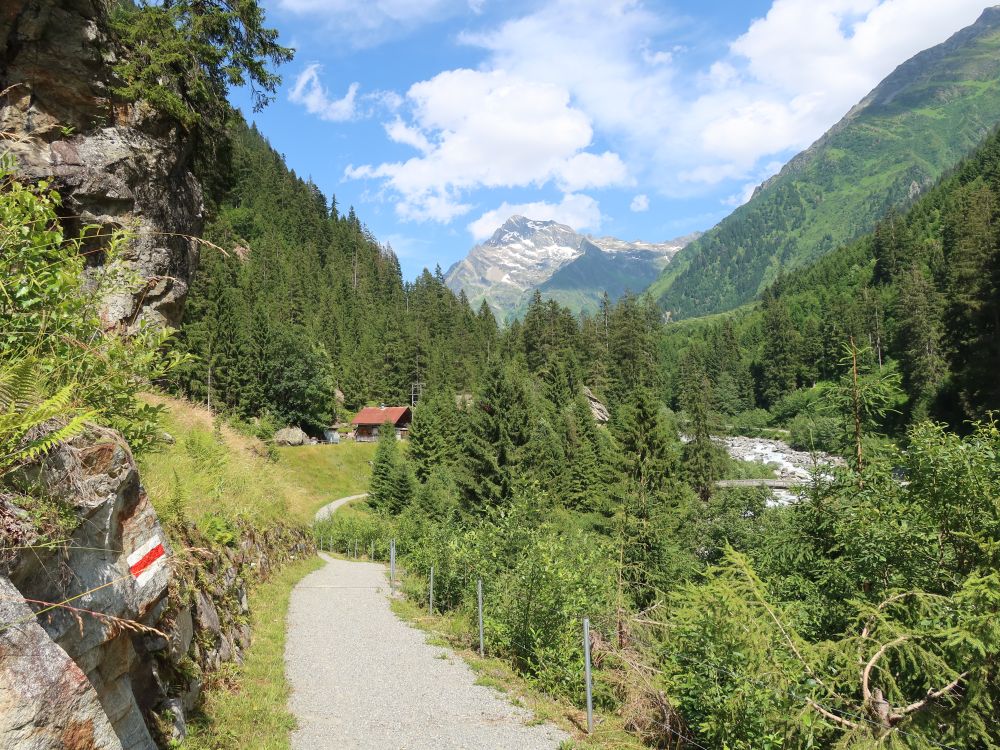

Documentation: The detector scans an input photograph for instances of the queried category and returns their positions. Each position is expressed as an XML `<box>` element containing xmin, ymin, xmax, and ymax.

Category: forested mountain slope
<box><xmin>176</xmin><ymin>118</ymin><xmax>499</xmax><ymax>430</ymax></box>
<box><xmin>650</xmin><ymin>5</ymin><xmax>1000</xmax><ymax>318</ymax></box>
<box><xmin>660</xmin><ymin>119</ymin><xmax>1000</xmax><ymax>435</ymax></box>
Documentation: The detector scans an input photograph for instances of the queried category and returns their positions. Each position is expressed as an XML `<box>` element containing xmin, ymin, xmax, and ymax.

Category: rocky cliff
<box><xmin>0</xmin><ymin>0</ymin><xmax>202</xmax><ymax>328</ymax></box>
<box><xmin>0</xmin><ymin>427</ymin><xmax>313</xmax><ymax>749</ymax></box>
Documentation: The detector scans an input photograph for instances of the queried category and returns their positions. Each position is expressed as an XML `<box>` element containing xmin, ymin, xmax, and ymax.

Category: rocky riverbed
<box><xmin>716</xmin><ymin>435</ymin><xmax>845</xmax><ymax>503</ymax></box>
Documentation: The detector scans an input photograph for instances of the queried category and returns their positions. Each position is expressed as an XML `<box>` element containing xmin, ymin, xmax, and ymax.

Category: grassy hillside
<box><xmin>651</xmin><ymin>6</ymin><xmax>1000</xmax><ymax>318</ymax></box>
<box><xmin>139</xmin><ymin>393</ymin><xmax>375</xmax><ymax>527</ymax></box>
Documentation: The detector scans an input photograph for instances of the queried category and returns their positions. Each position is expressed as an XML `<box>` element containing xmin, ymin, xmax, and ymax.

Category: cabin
<box><xmin>351</xmin><ymin>405</ymin><xmax>412</xmax><ymax>442</ymax></box>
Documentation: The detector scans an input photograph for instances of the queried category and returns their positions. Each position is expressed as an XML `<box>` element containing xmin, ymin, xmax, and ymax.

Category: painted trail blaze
<box><xmin>128</xmin><ymin>536</ymin><xmax>166</xmax><ymax>586</ymax></box>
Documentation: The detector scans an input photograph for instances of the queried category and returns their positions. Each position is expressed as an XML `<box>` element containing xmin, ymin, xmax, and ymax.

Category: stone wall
<box><xmin>0</xmin><ymin>428</ymin><xmax>314</xmax><ymax>749</ymax></box>
<box><xmin>0</xmin><ymin>0</ymin><xmax>203</xmax><ymax>328</ymax></box>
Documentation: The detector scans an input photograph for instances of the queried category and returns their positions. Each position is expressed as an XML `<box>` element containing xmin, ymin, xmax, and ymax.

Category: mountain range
<box><xmin>445</xmin><ymin>216</ymin><xmax>696</xmax><ymax>320</ymax></box>
<box><xmin>649</xmin><ymin>4</ymin><xmax>1000</xmax><ymax>319</ymax></box>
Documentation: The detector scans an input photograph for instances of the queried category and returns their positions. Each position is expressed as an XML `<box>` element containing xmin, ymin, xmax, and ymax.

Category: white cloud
<box><xmin>288</xmin><ymin>65</ymin><xmax>359</xmax><ymax>122</ymax></box>
<box><xmin>385</xmin><ymin>118</ymin><xmax>433</xmax><ymax>154</ymax></box>
<box><xmin>344</xmin><ymin>68</ymin><xmax>628</xmax><ymax>222</ymax></box>
<box><xmin>630</xmin><ymin>194</ymin><xmax>649</xmax><ymax>212</ymax></box>
<box><xmin>467</xmin><ymin>193</ymin><xmax>602</xmax><ymax>241</ymax></box>
<box><xmin>293</xmin><ymin>0</ymin><xmax>989</xmax><ymax>229</ymax></box>
<box><xmin>556</xmin><ymin>152</ymin><xmax>630</xmax><ymax>192</ymax></box>
<box><xmin>461</xmin><ymin>0</ymin><xmax>988</xmax><ymax>191</ymax></box>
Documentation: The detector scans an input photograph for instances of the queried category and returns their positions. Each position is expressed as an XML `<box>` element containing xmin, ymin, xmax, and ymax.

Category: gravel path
<box><xmin>313</xmin><ymin>493</ymin><xmax>368</xmax><ymax>523</ymax></box>
<box><xmin>286</xmin><ymin>539</ymin><xmax>568</xmax><ymax>749</ymax></box>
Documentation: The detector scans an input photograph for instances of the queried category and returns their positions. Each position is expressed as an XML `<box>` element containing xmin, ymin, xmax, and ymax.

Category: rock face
<box><xmin>583</xmin><ymin>387</ymin><xmax>610</xmax><ymax>425</ymax></box>
<box><xmin>0</xmin><ymin>577</ymin><xmax>122</xmax><ymax>750</ymax></box>
<box><xmin>0</xmin><ymin>0</ymin><xmax>203</xmax><ymax>328</ymax></box>
<box><xmin>2</xmin><ymin>427</ymin><xmax>172</xmax><ymax>749</ymax></box>
<box><xmin>0</xmin><ymin>427</ymin><xmax>315</xmax><ymax>748</ymax></box>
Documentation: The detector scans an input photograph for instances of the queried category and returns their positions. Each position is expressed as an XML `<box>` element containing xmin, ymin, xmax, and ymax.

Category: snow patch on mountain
<box><xmin>445</xmin><ymin>215</ymin><xmax>698</xmax><ymax>320</ymax></box>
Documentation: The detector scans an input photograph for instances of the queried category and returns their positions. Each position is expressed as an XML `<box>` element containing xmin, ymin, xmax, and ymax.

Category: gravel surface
<box><xmin>313</xmin><ymin>493</ymin><xmax>368</xmax><ymax>523</ymax></box>
<box><xmin>286</xmin><ymin>553</ymin><xmax>569</xmax><ymax>750</ymax></box>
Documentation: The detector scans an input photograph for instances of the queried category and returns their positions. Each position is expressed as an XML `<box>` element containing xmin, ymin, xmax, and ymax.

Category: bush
<box><xmin>394</xmin><ymin>498</ymin><xmax>617</xmax><ymax>706</ymax></box>
<box><xmin>0</xmin><ymin>159</ymin><xmax>186</xmax><ymax>452</ymax></box>
<box><xmin>787</xmin><ymin>413</ymin><xmax>841</xmax><ymax>453</ymax></box>
<box><xmin>768</xmin><ymin>384</ymin><xmax>829</xmax><ymax>425</ymax></box>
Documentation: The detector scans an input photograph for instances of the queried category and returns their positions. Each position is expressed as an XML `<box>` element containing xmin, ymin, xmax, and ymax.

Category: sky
<box><xmin>230</xmin><ymin>0</ymin><xmax>992</xmax><ymax>280</ymax></box>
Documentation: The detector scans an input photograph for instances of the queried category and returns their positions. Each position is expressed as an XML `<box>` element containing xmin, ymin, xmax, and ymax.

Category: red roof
<box><xmin>352</xmin><ymin>406</ymin><xmax>412</xmax><ymax>426</ymax></box>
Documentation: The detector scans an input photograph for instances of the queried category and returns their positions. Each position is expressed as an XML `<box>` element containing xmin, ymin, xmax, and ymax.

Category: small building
<box><xmin>351</xmin><ymin>405</ymin><xmax>412</xmax><ymax>442</ymax></box>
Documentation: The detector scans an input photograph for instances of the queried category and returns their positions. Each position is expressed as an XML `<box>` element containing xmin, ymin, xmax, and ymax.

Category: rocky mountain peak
<box><xmin>446</xmin><ymin>215</ymin><xmax>696</xmax><ymax>320</ymax></box>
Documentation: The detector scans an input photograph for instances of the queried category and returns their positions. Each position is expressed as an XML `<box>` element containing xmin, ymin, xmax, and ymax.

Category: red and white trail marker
<box><xmin>127</xmin><ymin>535</ymin><xmax>167</xmax><ymax>586</ymax></box>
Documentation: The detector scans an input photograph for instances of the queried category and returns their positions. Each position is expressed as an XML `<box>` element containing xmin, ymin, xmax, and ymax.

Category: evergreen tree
<box><xmin>368</xmin><ymin>422</ymin><xmax>400</xmax><ymax>513</ymax></box>
<box><xmin>759</xmin><ymin>293</ymin><xmax>801</xmax><ymax>407</ymax></box>
<box><xmin>943</xmin><ymin>179</ymin><xmax>1000</xmax><ymax>418</ymax></box>
<box><xmin>681</xmin><ymin>363</ymin><xmax>722</xmax><ymax>502</ymax></box>
<box><xmin>455</xmin><ymin>359</ymin><xmax>530</xmax><ymax>515</ymax></box>
<box><xmin>895</xmin><ymin>266</ymin><xmax>945</xmax><ymax>420</ymax></box>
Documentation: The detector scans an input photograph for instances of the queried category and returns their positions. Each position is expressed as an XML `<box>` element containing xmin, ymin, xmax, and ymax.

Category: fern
<box><xmin>0</xmin><ymin>359</ymin><xmax>96</xmax><ymax>476</ymax></box>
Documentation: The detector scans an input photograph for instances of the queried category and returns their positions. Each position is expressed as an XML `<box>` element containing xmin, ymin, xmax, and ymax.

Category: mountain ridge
<box><xmin>446</xmin><ymin>215</ymin><xmax>696</xmax><ymax>320</ymax></box>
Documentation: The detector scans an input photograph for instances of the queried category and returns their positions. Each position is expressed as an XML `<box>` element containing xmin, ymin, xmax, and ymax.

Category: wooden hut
<box><xmin>351</xmin><ymin>405</ymin><xmax>412</xmax><ymax>442</ymax></box>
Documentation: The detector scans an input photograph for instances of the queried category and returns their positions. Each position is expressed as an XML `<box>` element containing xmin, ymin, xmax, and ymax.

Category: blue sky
<box><xmin>231</xmin><ymin>0</ymin><xmax>990</xmax><ymax>280</ymax></box>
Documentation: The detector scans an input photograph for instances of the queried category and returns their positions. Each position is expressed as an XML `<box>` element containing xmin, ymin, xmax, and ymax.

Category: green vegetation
<box><xmin>173</xmin><ymin>117</ymin><xmax>495</xmax><ymax>431</ymax></box>
<box><xmin>111</xmin><ymin>0</ymin><xmax>292</xmax><ymax>127</ymax></box>
<box><xmin>9</xmin><ymin>2</ymin><xmax>1000</xmax><ymax>746</ymax></box>
<box><xmin>661</xmin><ymin>120</ymin><xmax>1000</xmax><ymax>435</ymax></box>
<box><xmin>651</xmin><ymin>9</ymin><xmax>1000</xmax><ymax>317</ymax></box>
<box><xmin>304</xmin><ymin>121</ymin><xmax>1000</xmax><ymax>743</ymax></box>
<box><xmin>274</xmin><ymin>443</ymin><xmax>375</xmax><ymax>515</ymax></box>
<box><xmin>183</xmin><ymin>554</ymin><xmax>323</xmax><ymax>750</ymax></box>
<box><xmin>139</xmin><ymin>393</ymin><xmax>375</xmax><ymax>526</ymax></box>
<box><xmin>0</xmin><ymin>160</ymin><xmax>184</xmax><ymax>454</ymax></box>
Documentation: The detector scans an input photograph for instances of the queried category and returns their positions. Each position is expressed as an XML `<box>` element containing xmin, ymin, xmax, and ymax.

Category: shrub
<box><xmin>0</xmin><ymin>159</ymin><xmax>186</xmax><ymax>452</ymax></box>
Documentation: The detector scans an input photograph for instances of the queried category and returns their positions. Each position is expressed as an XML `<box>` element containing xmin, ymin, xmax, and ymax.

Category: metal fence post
<box><xmin>370</xmin><ymin>540</ymin><xmax>375</xmax><ymax>560</ymax></box>
<box><xmin>428</xmin><ymin>565</ymin><xmax>434</xmax><ymax>614</ymax></box>
<box><xmin>390</xmin><ymin>539</ymin><xmax>396</xmax><ymax>590</ymax></box>
<box><xmin>354</xmin><ymin>539</ymin><xmax>358</xmax><ymax>559</ymax></box>
<box><xmin>477</xmin><ymin>578</ymin><xmax>484</xmax><ymax>657</ymax></box>
<box><xmin>583</xmin><ymin>617</ymin><xmax>593</xmax><ymax>734</ymax></box>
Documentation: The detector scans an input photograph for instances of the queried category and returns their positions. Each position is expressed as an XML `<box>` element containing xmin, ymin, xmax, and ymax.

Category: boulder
<box><xmin>274</xmin><ymin>427</ymin><xmax>308</xmax><ymax>446</ymax></box>
<box><xmin>0</xmin><ymin>576</ymin><xmax>123</xmax><ymax>750</ymax></box>
<box><xmin>4</xmin><ymin>426</ymin><xmax>172</xmax><ymax>750</ymax></box>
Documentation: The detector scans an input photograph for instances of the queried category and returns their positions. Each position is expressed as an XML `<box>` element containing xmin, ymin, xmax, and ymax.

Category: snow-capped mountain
<box><xmin>444</xmin><ymin>215</ymin><xmax>697</xmax><ymax>320</ymax></box>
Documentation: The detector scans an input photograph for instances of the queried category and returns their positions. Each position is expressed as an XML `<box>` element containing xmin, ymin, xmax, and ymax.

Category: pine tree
<box><xmin>368</xmin><ymin>422</ymin><xmax>399</xmax><ymax>513</ymax></box>
<box><xmin>943</xmin><ymin>180</ymin><xmax>1000</xmax><ymax>417</ymax></box>
<box><xmin>681</xmin><ymin>366</ymin><xmax>722</xmax><ymax>502</ymax></box>
<box><xmin>895</xmin><ymin>266</ymin><xmax>945</xmax><ymax>420</ymax></box>
<box><xmin>759</xmin><ymin>293</ymin><xmax>801</xmax><ymax>407</ymax></box>
<box><xmin>455</xmin><ymin>359</ymin><xmax>530</xmax><ymax>515</ymax></box>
